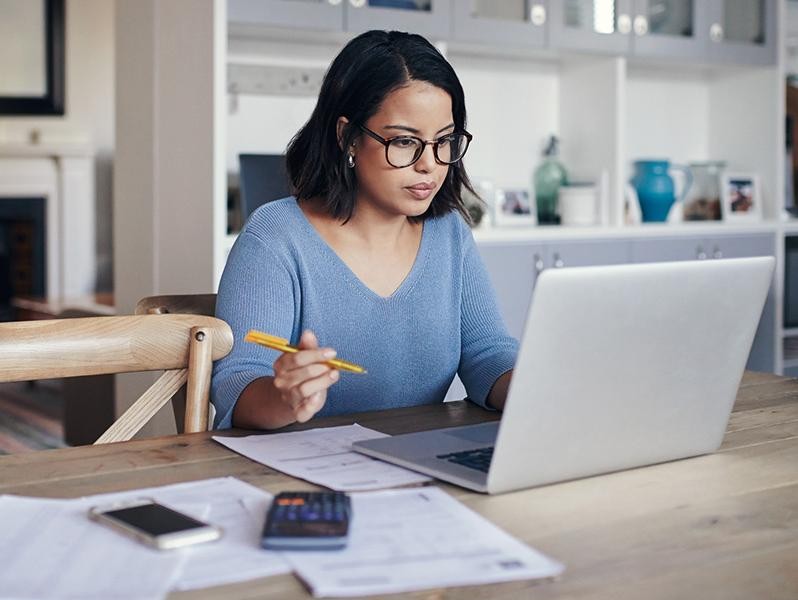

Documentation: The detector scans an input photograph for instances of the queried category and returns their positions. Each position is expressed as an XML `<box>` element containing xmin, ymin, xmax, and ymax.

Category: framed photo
<box><xmin>461</xmin><ymin>178</ymin><xmax>494</xmax><ymax>228</ymax></box>
<box><xmin>721</xmin><ymin>173</ymin><xmax>762</xmax><ymax>221</ymax></box>
<box><xmin>494</xmin><ymin>186</ymin><xmax>536</xmax><ymax>226</ymax></box>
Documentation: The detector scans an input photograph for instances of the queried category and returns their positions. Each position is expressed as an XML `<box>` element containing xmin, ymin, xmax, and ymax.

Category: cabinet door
<box><xmin>706</xmin><ymin>0</ymin><xmax>777</xmax><ymax>65</ymax></box>
<box><xmin>451</xmin><ymin>0</ymin><xmax>547</xmax><ymax>48</ymax></box>
<box><xmin>548</xmin><ymin>0</ymin><xmax>634</xmax><ymax>54</ymax></box>
<box><xmin>345</xmin><ymin>0</ymin><xmax>451</xmax><ymax>38</ymax></box>
<box><xmin>477</xmin><ymin>241</ymin><xmax>545</xmax><ymax>341</ymax></box>
<box><xmin>631</xmin><ymin>235</ymin><xmax>709</xmax><ymax>262</ymax></box>
<box><xmin>547</xmin><ymin>238</ymin><xmax>632</xmax><ymax>269</ymax></box>
<box><xmin>706</xmin><ymin>233</ymin><xmax>775</xmax><ymax>372</ymax></box>
<box><xmin>704</xmin><ymin>232</ymin><xmax>773</xmax><ymax>259</ymax></box>
<box><xmin>631</xmin><ymin>0</ymin><xmax>707</xmax><ymax>59</ymax></box>
<box><xmin>228</xmin><ymin>0</ymin><xmax>345</xmax><ymax>32</ymax></box>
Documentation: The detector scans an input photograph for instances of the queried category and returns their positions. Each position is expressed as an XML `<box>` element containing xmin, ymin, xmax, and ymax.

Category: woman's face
<box><xmin>352</xmin><ymin>80</ymin><xmax>454</xmax><ymax>219</ymax></box>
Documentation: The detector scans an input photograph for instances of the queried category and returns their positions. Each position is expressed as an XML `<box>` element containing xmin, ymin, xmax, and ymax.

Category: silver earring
<box><xmin>347</xmin><ymin>151</ymin><xmax>355</xmax><ymax>168</ymax></box>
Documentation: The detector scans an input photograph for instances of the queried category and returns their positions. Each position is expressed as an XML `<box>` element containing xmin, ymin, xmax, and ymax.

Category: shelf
<box><xmin>472</xmin><ymin>221</ymin><xmax>780</xmax><ymax>243</ymax></box>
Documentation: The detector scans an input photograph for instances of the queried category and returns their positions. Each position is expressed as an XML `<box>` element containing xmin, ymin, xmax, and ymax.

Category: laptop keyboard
<box><xmin>436</xmin><ymin>446</ymin><xmax>494</xmax><ymax>473</ymax></box>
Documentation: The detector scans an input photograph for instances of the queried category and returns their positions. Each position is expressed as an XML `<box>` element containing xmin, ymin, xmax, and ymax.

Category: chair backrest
<box><xmin>0</xmin><ymin>314</ymin><xmax>233</xmax><ymax>444</ymax></box>
<box><xmin>238</xmin><ymin>153</ymin><xmax>290</xmax><ymax>220</ymax></box>
<box><xmin>136</xmin><ymin>293</ymin><xmax>217</xmax><ymax>317</ymax></box>
<box><xmin>135</xmin><ymin>294</ymin><xmax>219</xmax><ymax>433</ymax></box>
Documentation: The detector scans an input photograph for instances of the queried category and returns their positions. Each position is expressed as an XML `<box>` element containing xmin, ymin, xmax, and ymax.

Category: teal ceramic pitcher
<box><xmin>630</xmin><ymin>160</ymin><xmax>692</xmax><ymax>222</ymax></box>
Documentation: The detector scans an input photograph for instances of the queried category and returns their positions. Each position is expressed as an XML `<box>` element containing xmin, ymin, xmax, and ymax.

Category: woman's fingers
<box><xmin>270</xmin><ymin>330</ymin><xmax>340</xmax><ymax>423</ymax></box>
<box><xmin>275</xmin><ymin>347</ymin><xmax>336</xmax><ymax>372</ymax></box>
<box><xmin>297</xmin><ymin>329</ymin><xmax>318</xmax><ymax>349</ymax></box>
<box><xmin>294</xmin><ymin>392</ymin><xmax>327</xmax><ymax>423</ymax></box>
<box><xmin>273</xmin><ymin>362</ymin><xmax>332</xmax><ymax>392</ymax></box>
<box><xmin>289</xmin><ymin>368</ymin><xmax>339</xmax><ymax>406</ymax></box>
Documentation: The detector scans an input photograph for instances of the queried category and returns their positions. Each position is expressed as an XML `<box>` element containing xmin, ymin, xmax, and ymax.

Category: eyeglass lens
<box><xmin>387</xmin><ymin>134</ymin><xmax>469</xmax><ymax>167</ymax></box>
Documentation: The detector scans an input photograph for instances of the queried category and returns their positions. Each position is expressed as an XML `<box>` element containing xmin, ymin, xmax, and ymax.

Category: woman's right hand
<box><xmin>271</xmin><ymin>330</ymin><xmax>340</xmax><ymax>423</ymax></box>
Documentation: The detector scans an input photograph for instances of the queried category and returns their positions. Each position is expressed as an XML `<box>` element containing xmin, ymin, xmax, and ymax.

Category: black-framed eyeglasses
<box><xmin>358</xmin><ymin>125</ymin><xmax>473</xmax><ymax>168</ymax></box>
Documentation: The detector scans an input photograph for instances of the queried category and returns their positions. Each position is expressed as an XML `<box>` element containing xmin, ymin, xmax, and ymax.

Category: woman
<box><xmin>212</xmin><ymin>30</ymin><xmax>517</xmax><ymax>430</ymax></box>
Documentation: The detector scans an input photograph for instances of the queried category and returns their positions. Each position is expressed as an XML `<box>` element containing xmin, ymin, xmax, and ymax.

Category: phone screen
<box><xmin>103</xmin><ymin>504</ymin><xmax>207</xmax><ymax>536</ymax></box>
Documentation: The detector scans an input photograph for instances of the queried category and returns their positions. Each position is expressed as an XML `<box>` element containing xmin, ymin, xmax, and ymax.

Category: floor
<box><xmin>0</xmin><ymin>381</ymin><xmax>66</xmax><ymax>454</ymax></box>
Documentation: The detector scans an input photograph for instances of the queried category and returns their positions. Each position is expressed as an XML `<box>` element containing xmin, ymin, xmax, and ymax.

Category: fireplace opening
<box><xmin>0</xmin><ymin>198</ymin><xmax>46</xmax><ymax>321</ymax></box>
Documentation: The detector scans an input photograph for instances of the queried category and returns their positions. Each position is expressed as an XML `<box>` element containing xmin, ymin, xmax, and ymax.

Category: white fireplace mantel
<box><xmin>0</xmin><ymin>143</ymin><xmax>96</xmax><ymax>301</ymax></box>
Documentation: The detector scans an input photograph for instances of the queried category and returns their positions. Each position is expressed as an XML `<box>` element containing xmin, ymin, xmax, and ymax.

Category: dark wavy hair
<box><xmin>285</xmin><ymin>30</ymin><xmax>474</xmax><ymax>223</ymax></box>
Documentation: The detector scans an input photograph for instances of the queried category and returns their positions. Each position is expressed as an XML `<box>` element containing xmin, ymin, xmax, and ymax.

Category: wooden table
<box><xmin>1</xmin><ymin>371</ymin><xmax>797</xmax><ymax>599</ymax></box>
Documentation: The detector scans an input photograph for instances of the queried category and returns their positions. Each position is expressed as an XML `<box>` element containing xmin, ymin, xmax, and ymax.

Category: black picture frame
<box><xmin>0</xmin><ymin>0</ymin><xmax>65</xmax><ymax>116</ymax></box>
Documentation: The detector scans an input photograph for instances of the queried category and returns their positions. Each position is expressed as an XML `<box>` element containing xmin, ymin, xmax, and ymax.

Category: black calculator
<box><xmin>261</xmin><ymin>491</ymin><xmax>351</xmax><ymax>551</ymax></box>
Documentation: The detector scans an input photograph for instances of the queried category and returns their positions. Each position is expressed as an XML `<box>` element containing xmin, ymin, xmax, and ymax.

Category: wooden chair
<box><xmin>136</xmin><ymin>293</ymin><xmax>217</xmax><ymax>317</ymax></box>
<box><xmin>134</xmin><ymin>294</ymin><xmax>219</xmax><ymax>431</ymax></box>
<box><xmin>0</xmin><ymin>314</ymin><xmax>233</xmax><ymax>444</ymax></box>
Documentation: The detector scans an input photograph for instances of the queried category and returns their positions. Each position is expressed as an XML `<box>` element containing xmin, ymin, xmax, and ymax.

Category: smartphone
<box><xmin>261</xmin><ymin>491</ymin><xmax>351</xmax><ymax>551</ymax></box>
<box><xmin>88</xmin><ymin>498</ymin><xmax>222</xmax><ymax>550</ymax></box>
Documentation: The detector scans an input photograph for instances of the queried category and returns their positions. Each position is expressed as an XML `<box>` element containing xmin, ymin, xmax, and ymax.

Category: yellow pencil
<box><xmin>244</xmin><ymin>329</ymin><xmax>367</xmax><ymax>375</ymax></box>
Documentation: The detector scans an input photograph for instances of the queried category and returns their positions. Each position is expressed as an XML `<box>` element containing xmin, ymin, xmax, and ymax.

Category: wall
<box><xmin>114</xmin><ymin>0</ymin><xmax>226</xmax><ymax>437</ymax></box>
<box><xmin>0</xmin><ymin>0</ymin><xmax>115</xmax><ymax>293</ymax></box>
<box><xmin>787</xmin><ymin>0</ymin><xmax>798</xmax><ymax>75</ymax></box>
<box><xmin>626</xmin><ymin>66</ymin><xmax>710</xmax><ymax>166</ymax></box>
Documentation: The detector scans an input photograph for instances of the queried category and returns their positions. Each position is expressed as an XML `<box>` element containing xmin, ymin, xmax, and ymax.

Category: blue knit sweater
<box><xmin>211</xmin><ymin>197</ymin><xmax>518</xmax><ymax>429</ymax></box>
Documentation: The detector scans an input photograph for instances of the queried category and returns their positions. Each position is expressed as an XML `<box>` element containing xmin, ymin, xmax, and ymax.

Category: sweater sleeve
<box><xmin>211</xmin><ymin>231</ymin><xmax>298</xmax><ymax>429</ymax></box>
<box><xmin>457</xmin><ymin>224</ymin><xmax>519</xmax><ymax>409</ymax></box>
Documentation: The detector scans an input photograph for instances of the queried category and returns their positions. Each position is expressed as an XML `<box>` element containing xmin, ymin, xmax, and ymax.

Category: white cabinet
<box><xmin>548</xmin><ymin>0</ymin><xmax>634</xmax><ymax>55</ymax></box>
<box><xmin>451</xmin><ymin>0</ymin><xmax>547</xmax><ymax>48</ymax></box>
<box><xmin>478</xmin><ymin>241</ymin><xmax>545</xmax><ymax>340</ymax></box>
<box><xmin>544</xmin><ymin>0</ymin><xmax>776</xmax><ymax>64</ymax></box>
<box><xmin>346</xmin><ymin>0</ymin><xmax>451</xmax><ymax>37</ymax></box>
<box><xmin>228</xmin><ymin>0</ymin><xmax>777</xmax><ymax>66</ymax></box>
<box><xmin>707</xmin><ymin>0</ymin><xmax>777</xmax><ymax>66</ymax></box>
<box><xmin>228</xmin><ymin>0</ymin><xmax>451</xmax><ymax>36</ymax></box>
<box><xmin>228</xmin><ymin>0</ymin><xmax>343</xmax><ymax>32</ymax></box>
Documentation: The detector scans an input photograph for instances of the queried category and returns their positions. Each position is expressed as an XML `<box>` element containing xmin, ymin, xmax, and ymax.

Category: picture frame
<box><xmin>461</xmin><ymin>177</ymin><xmax>494</xmax><ymax>228</ymax></box>
<box><xmin>493</xmin><ymin>186</ymin><xmax>536</xmax><ymax>226</ymax></box>
<box><xmin>0</xmin><ymin>0</ymin><xmax>65</xmax><ymax>115</ymax></box>
<box><xmin>721</xmin><ymin>172</ymin><xmax>762</xmax><ymax>221</ymax></box>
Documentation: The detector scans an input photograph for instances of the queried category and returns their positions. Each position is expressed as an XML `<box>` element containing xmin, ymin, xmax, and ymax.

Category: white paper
<box><xmin>214</xmin><ymin>424</ymin><xmax>431</xmax><ymax>491</ymax></box>
<box><xmin>84</xmin><ymin>477</ymin><xmax>292</xmax><ymax>591</ymax></box>
<box><xmin>0</xmin><ymin>496</ymin><xmax>183</xmax><ymax>600</ymax></box>
<box><xmin>0</xmin><ymin>477</ymin><xmax>292</xmax><ymax>599</ymax></box>
<box><xmin>284</xmin><ymin>487</ymin><xmax>564</xmax><ymax>598</ymax></box>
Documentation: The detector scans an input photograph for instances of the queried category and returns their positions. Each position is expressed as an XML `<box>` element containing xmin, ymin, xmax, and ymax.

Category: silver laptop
<box><xmin>352</xmin><ymin>257</ymin><xmax>775</xmax><ymax>494</ymax></box>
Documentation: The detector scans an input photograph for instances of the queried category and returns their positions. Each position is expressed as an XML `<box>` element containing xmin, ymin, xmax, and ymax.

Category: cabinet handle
<box><xmin>633</xmin><ymin>15</ymin><xmax>648</xmax><ymax>36</ymax></box>
<box><xmin>553</xmin><ymin>253</ymin><xmax>565</xmax><ymax>268</ymax></box>
<box><xmin>534</xmin><ymin>253</ymin><xmax>544</xmax><ymax>275</ymax></box>
<box><xmin>530</xmin><ymin>4</ymin><xmax>546</xmax><ymax>26</ymax></box>
<box><xmin>696</xmin><ymin>246</ymin><xmax>707</xmax><ymax>260</ymax></box>
<box><xmin>348</xmin><ymin>0</ymin><xmax>366</xmax><ymax>7</ymax></box>
<box><xmin>617</xmin><ymin>14</ymin><xmax>632</xmax><ymax>35</ymax></box>
<box><xmin>713</xmin><ymin>246</ymin><xmax>723</xmax><ymax>260</ymax></box>
<box><xmin>710</xmin><ymin>23</ymin><xmax>724</xmax><ymax>43</ymax></box>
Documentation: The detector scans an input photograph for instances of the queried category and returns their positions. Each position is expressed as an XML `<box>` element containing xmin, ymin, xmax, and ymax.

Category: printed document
<box><xmin>0</xmin><ymin>495</ymin><xmax>183</xmax><ymax>600</ymax></box>
<box><xmin>214</xmin><ymin>424</ymin><xmax>431</xmax><ymax>491</ymax></box>
<box><xmin>0</xmin><ymin>477</ymin><xmax>291</xmax><ymax>599</ymax></box>
<box><xmin>84</xmin><ymin>476</ymin><xmax>292</xmax><ymax>591</ymax></box>
<box><xmin>284</xmin><ymin>487</ymin><xmax>565</xmax><ymax>597</ymax></box>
